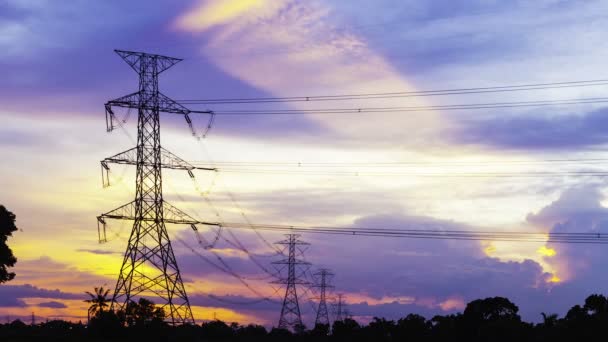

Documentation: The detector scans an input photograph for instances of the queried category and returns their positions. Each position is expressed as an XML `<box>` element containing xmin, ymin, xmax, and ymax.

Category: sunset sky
<box><xmin>3</xmin><ymin>0</ymin><xmax>608</xmax><ymax>326</ymax></box>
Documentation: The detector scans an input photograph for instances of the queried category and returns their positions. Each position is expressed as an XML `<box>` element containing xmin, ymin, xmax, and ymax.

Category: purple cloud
<box><xmin>37</xmin><ymin>301</ymin><xmax>68</xmax><ymax>309</ymax></box>
<box><xmin>0</xmin><ymin>284</ymin><xmax>81</xmax><ymax>301</ymax></box>
<box><xmin>76</xmin><ymin>248</ymin><xmax>120</xmax><ymax>255</ymax></box>
<box><xmin>174</xmin><ymin>211</ymin><xmax>556</xmax><ymax>323</ymax></box>
<box><xmin>534</xmin><ymin>186</ymin><xmax>608</xmax><ymax>308</ymax></box>
<box><xmin>453</xmin><ymin>107</ymin><xmax>608</xmax><ymax>150</ymax></box>
<box><xmin>0</xmin><ymin>297</ymin><xmax>27</xmax><ymax>308</ymax></box>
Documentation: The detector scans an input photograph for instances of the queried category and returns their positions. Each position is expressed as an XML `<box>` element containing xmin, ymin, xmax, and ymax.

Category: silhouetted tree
<box><xmin>6</xmin><ymin>293</ymin><xmax>608</xmax><ymax>341</ymax></box>
<box><xmin>565</xmin><ymin>304</ymin><xmax>586</xmax><ymax>320</ymax></box>
<box><xmin>584</xmin><ymin>294</ymin><xmax>608</xmax><ymax>315</ymax></box>
<box><xmin>268</xmin><ymin>327</ymin><xmax>292</xmax><ymax>342</ymax></box>
<box><xmin>540</xmin><ymin>312</ymin><xmax>559</xmax><ymax>327</ymax></box>
<box><xmin>236</xmin><ymin>323</ymin><xmax>267</xmax><ymax>341</ymax></box>
<box><xmin>294</xmin><ymin>322</ymin><xmax>307</xmax><ymax>335</ymax></box>
<box><xmin>463</xmin><ymin>296</ymin><xmax>520</xmax><ymax>321</ymax></box>
<box><xmin>0</xmin><ymin>205</ymin><xmax>18</xmax><ymax>283</ymax></box>
<box><xmin>9</xmin><ymin>319</ymin><xmax>27</xmax><ymax>329</ymax></box>
<box><xmin>88</xmin><ymin>310</ymin><xmax>124</xmax><ymax>338</ymax></box>
<box><xmin>431</xmin><ymin>314</ymin><xmax>465</xmax><ymax>341</ymax></box>
<box><xmin>395</xmin><ymin>313</ymin><xmax>430</xmax><ymax>341</ymax></box>
<box><xmin>84</xmin><ymin>286</ymin><xmax>110</xmax><ymax>323</ymax></box>
<box><xmin>201</xmin><ymin>319</ymin><xmax>235</xmax><ymax>340</ymax></box>
<box><xmin>535</xmin><ymin>312</ymin><xmax>561</xmax><ymax>342</ymax></box>
<box><xmin>365</xmin><ymin>317</ymin><xmax>395</xmax><ymax>341</ymax></box>
<box><xmin>124</xmin><ymin>298</ymin><xmax>166</xmax><ymax>327</ymax></box>
<box><xmin>310</xmin><ymin>323</ymin><xmax>330</xmax><ymax>337</ymax></box>
<box><xmin>462</xmin><ymin>297</ymin><xmax>528</xmax><ymax>342</ymax></box>
<box><xmin>332</xmin><ymin>318</ymin><xmax>361</xmax><ymax>341</ymax></box>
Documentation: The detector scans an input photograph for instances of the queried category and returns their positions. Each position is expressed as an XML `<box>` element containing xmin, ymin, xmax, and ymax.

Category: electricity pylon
<box><xmin>334</xmin><ymin>293</ymin><xmax>348</xmax><ymax>322</ymax></box>
<box><xmin>96</xmin><ymin>50</ymin><xmax>218</xmax><ymax>324</ymax></box>
<box><xmin>272</xmin><ymin>234</ymin><xmax>310</xmax><ymax>331</ymax></box>
<box><xmin>313</xmin><ymin>268</ymin><xmax>334</xmax><ymax>326</ymax></box>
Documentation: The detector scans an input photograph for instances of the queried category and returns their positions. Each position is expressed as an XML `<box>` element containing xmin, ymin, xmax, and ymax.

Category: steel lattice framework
<box><xmin>96</xmin><ymin>50</ymin><xmax>216</xmax><ymax>325</ymax></box>
<box><xmin>272</xmin><ymin>234</ymin><xmax>310</xmax><ymax>331</ymax></box>
<box><xmin>333</xmin><ymin>294</ymin><xmax>348</xmax><ymax>322</ymax></box>
<box><xmin>313</xmin><ymin>268</ymin><xmax>334</xmax><ymax>326</ymax></box>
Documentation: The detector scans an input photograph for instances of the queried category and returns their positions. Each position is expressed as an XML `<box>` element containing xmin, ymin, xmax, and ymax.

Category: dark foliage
<box><xmin>0</xmin><ymin>205</ymin><xmax>18</xmax><ymax>283</ymax></box>
<box><xmin>4</xmin><ymin>295</ymin><xmax>608</xmax><ymax>341</ymax></box>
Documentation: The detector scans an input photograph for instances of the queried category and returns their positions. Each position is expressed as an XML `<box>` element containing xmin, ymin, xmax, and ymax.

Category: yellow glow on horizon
<box><xmin>0</xmin><ymin>299</ymin><xmax>262</xmax><ymax>324</ymax></box>
<box><xmin>192</xmin><ymin>305</ymin><xmax>262</xmax><ymax>324</ymax></box>
<box><xmin>2</xmin><ymin>299</ymin><xmax>89</xmax><ymax>322</ymax></box>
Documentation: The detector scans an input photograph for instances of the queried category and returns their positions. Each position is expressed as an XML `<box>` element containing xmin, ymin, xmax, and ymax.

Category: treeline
<box><xmin>3</xmin><ymin>294</ymin><xmax>608</xmax><ymax>341</ymax></box>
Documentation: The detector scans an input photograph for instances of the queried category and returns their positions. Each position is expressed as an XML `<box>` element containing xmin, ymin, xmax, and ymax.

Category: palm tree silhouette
<box><xmin>541</xmin><ymin>312</ymin><xmax>559</xmax><ymax>327</ymax></box>
<box><xmin>85</xmin><ymin>286</ymin><xmax>110</xmax><ymax>323</ymax></box>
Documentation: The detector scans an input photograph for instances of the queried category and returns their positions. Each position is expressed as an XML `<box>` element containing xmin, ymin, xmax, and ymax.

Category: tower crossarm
<box><xmin>106</xmin><ymin>91</ymin><xmax>190</xmax><ymax>114</ymax></box>
<box><xmin>271</xmin><ymin>278</ymin><xmax>311</xmax><ymax>285</ymax></box>
<box><xmin>114</xmin><ymin>49</ymin><xmax>182</xmax><ymax>74</ymax></box>
<box><xmin>274</xmin><ymin>239</ymin><xmax>310</xmax><ymax>246</ymax></box>
<box><xmin>272</xmin><ymin>259</ymin><xmax>311</xmax><ymax>265</ymax></box>
<box><xmin>97</xmin><ymin>201</ymin><xmax>220</xmax><ymax>243</ymax></box>
<box><xmin>105</xmin><ymin>92</ymin><xmax>213</xmax><ymax>136</ymax></box>
<box><xmin>100</xmin><ymin>147</ymin><xmax>215</xmax><ymax>187</ymax></box>
<box><xmin>98</xmin><ymin>200</ymin><xmax>220</xmax><ymax>226</ymax></box>
<box><xmin>162</xmin><ymin>201</ymin><xmax>219</xmax><ymax>226</ymax></box>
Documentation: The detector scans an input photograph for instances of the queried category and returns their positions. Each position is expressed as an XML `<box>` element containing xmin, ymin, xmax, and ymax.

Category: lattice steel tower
<box><xmin>313</xmin><ymin>268</ymin><xmax>334</xmax><ymax>326</ymax></box>
<box><xmin>334</xmin><ymin>294</ymin><xmax>348</xmax><ymax>322</ymax></box>
<box><xmin>272</xmin><ymin>234</ymin><xmax>310</xmax><ymax>331</ymax></box>
<box><xmin>96</xmin><ymin>50</ymin><xmax>216</xmax><ymax>324</ymax></box>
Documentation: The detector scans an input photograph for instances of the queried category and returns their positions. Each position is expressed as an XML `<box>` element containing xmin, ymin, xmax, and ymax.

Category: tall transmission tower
<box><xmin>96</xmin><ymin>50</ymin><xmax>217</xmax><ymax>324</ymax></box>
<box><xmin>334</xmin><ymin>294</ymin><xmax>348</xmax><ymax>322</ymax></box>
<box><xmin>312</xmin><ymin>268</ymin><xmax>334</xmax><ymax>326</ymax></box>
<box><xmin>272</xmin><ymin>234</ymin><xmax>310</xmax><ymax>331</ymax></box>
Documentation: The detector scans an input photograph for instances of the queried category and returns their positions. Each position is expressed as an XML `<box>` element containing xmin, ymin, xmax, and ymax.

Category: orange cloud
<box><xmin>439</xmin><ymin>297</ymin><xmax>466</xmax><ymax>311</ymax></box>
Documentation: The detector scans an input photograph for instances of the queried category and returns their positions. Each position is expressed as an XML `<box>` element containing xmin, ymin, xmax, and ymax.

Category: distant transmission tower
<box><xmin>313</xmin><ymin>268</ymin><xmax>334</xmax><ymax>326</ymax></box>
<box><xmin>272</xmin><ymin>234</ymin><xmax>310</xmax><ymax>331</ymax></box>
<box><xmin>96</xmin><ymin>50</ymin><xmax>217</xmax><ymax>324</ymax></box>
<box><xmin>334</xmin><ymin>294</ymin><xmax>348</xmax><ymax>322</ymax></box>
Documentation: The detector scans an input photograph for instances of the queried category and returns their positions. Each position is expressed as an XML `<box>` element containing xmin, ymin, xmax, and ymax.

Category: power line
<box><xmin>189</xmin><ymin>158</ymin><xmax>608</xmax><ymax>167</ymax></box>
<box><xmin>176</xmin><ymin>236</ymin><xmax>278</xmax><ymax>302</ymax></box>
<box><xmin>217</xmin><ymin>222</ymin><xmax>608</xmax><ymax>244</ymax></box>
<box><xmin>196</xmin><ymin>138</ymin><xmax>285</xmax><ymax>256</ymax></box>
<box><xmin>178</xmin><ymin>79</ymin><xmax>608</xmax><ymax>104</ymax></box>
<box><xmin>206</xmin><ymin>97</ymin><xmax>608</xmax><ymax>115</ymax></box>
<box><xmin>165</xmin><ymin>182</ymin><xmax>280</xmax><ymax>280</ymax></box>
<box><xmin>207</xmin><ymin>289</ymin><xmax>282</xmax><ymax>305</ymax></box>
<box><xmin>164</xmin><ymin>161</ymin><xmax>279</xmax><ymax>277</ymax></box>
<box><xmin>216</xmin><ymin>169</ymin><xmax>608</xmax><ymax>178</ymax></box>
